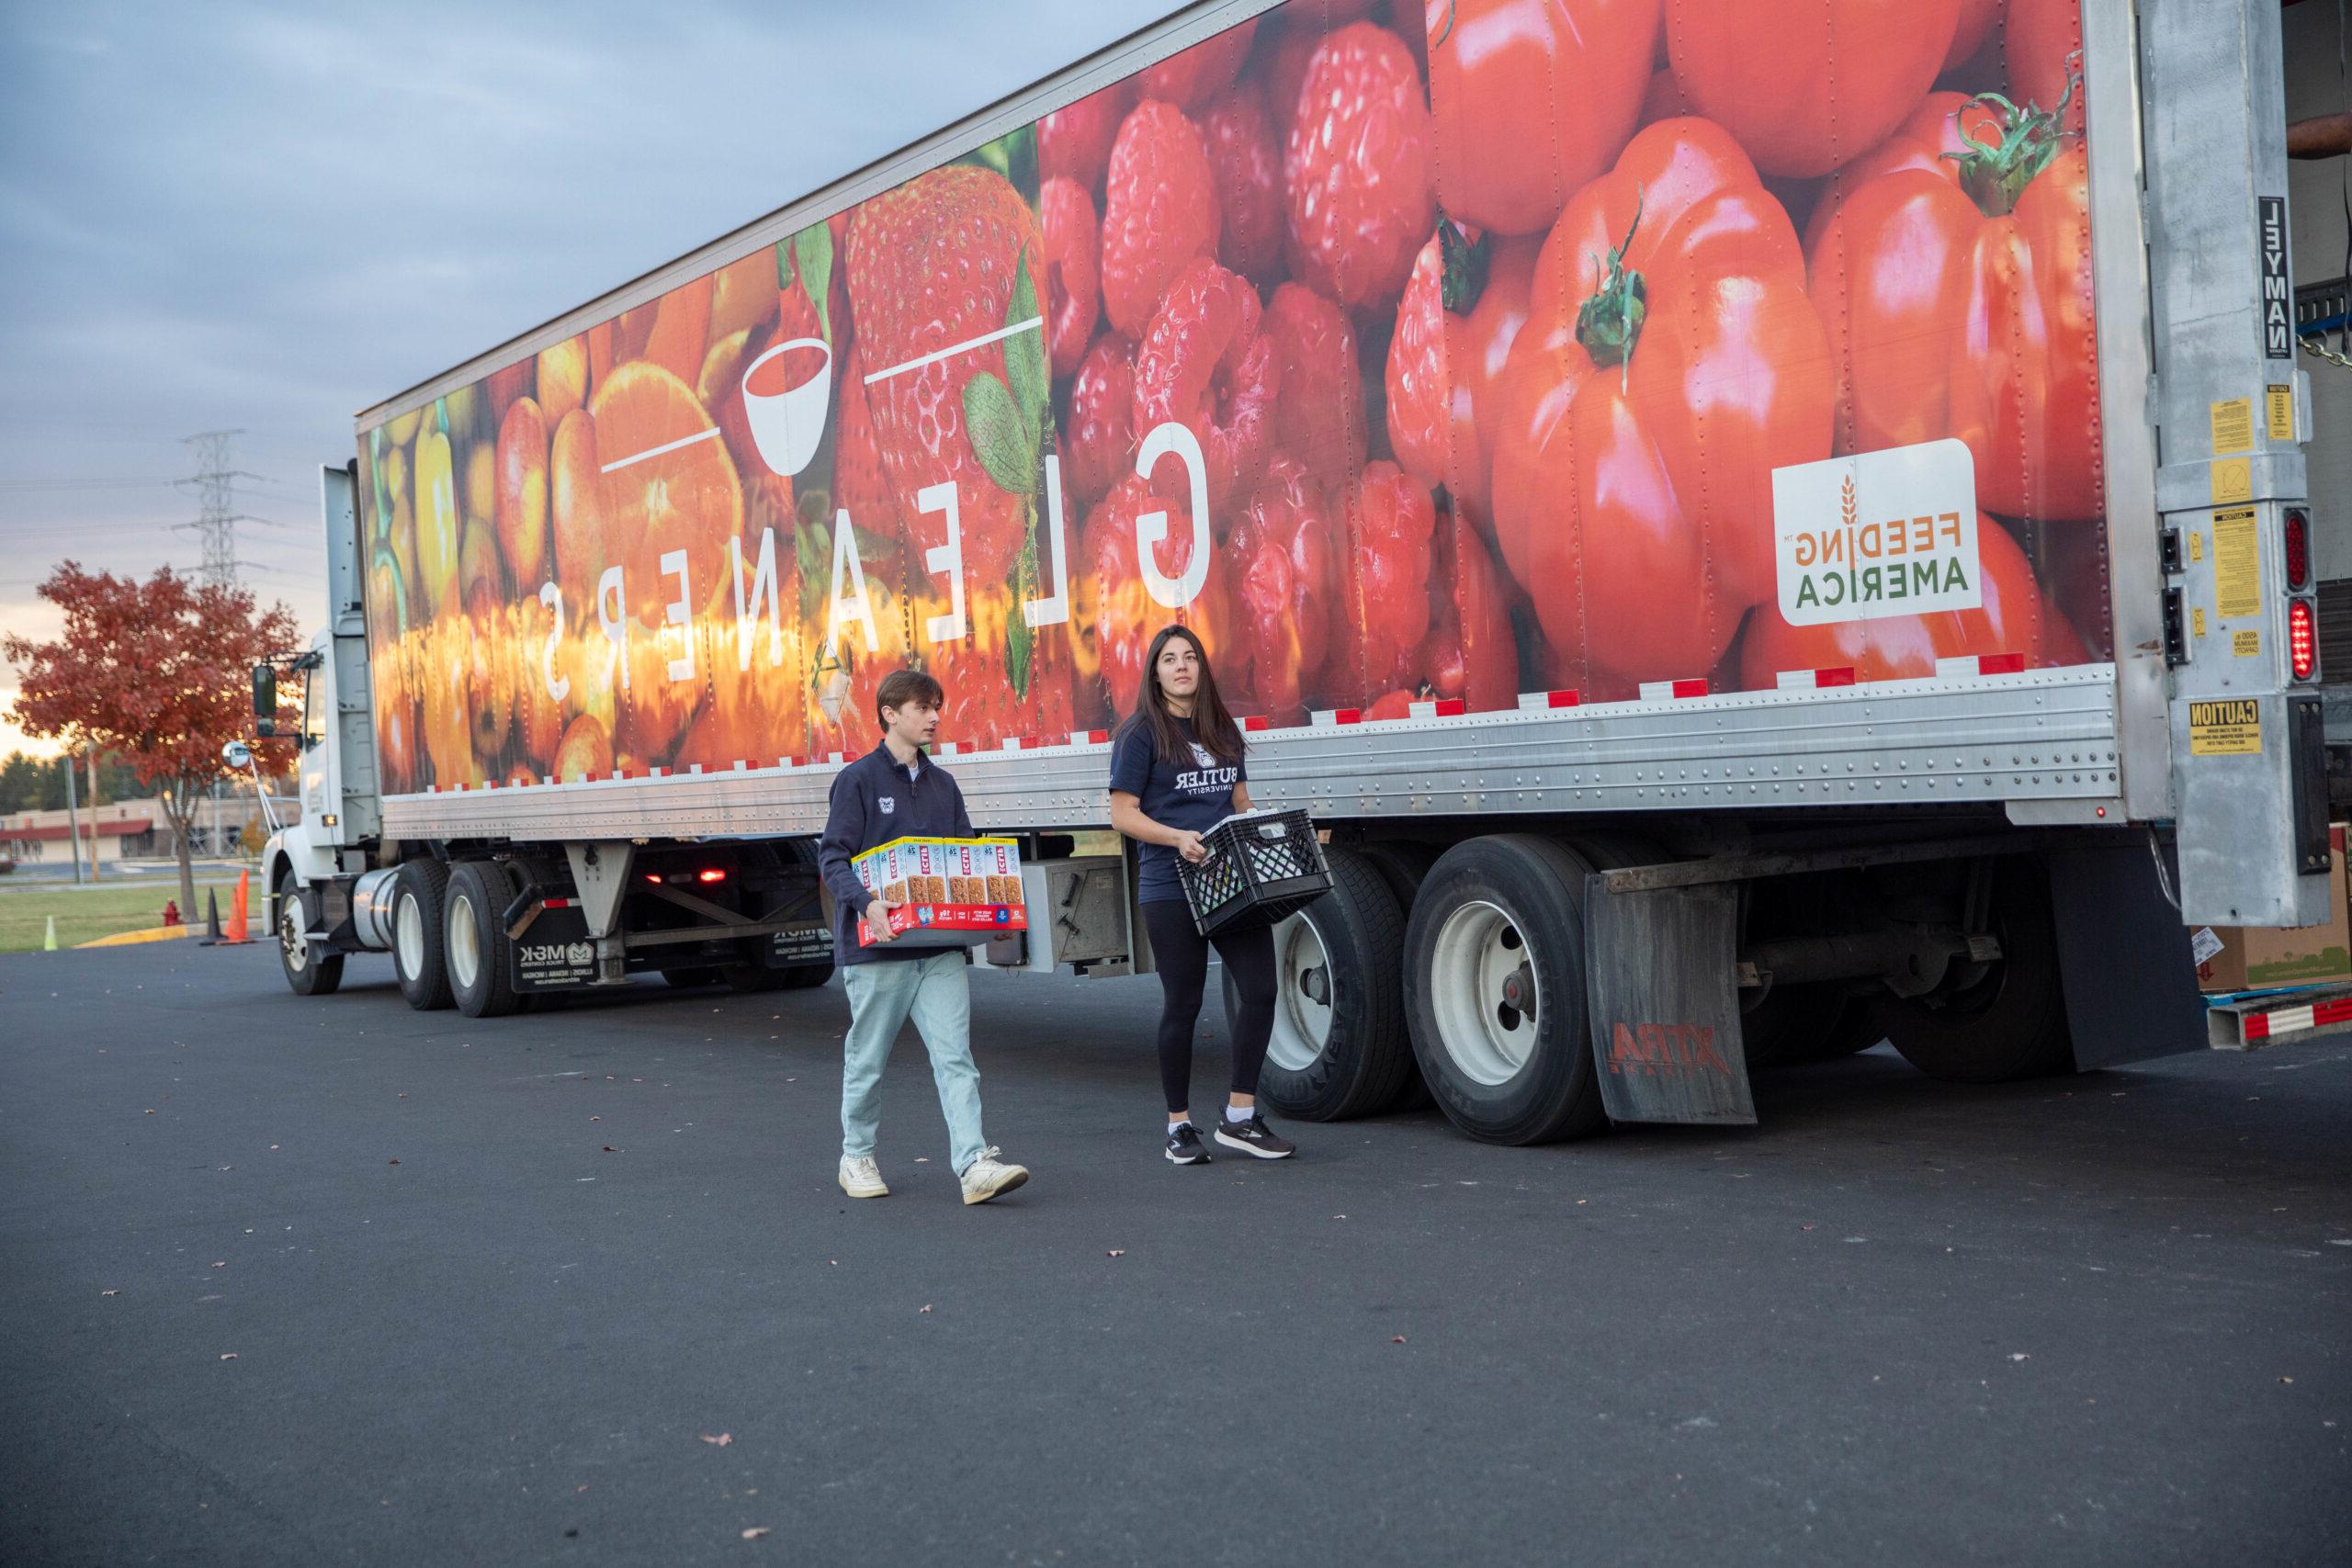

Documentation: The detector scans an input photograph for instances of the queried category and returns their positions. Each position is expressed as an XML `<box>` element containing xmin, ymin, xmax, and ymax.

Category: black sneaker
<box><xmin>1165</xmin><ymin>1122</ymin><xmax>1212</xmax><ymax>1165</ymax></box>
<box><xmin>1214</xmin><ymin>1113</ymin><xmax>1295</xmax><ymax>1160</ymax></box>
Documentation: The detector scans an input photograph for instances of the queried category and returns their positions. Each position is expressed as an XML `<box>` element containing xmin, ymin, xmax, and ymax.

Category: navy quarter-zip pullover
<box><xmin>817</xmin><ymin>742</ymin><xmax>976</xmax><ymax>965</ymax></box>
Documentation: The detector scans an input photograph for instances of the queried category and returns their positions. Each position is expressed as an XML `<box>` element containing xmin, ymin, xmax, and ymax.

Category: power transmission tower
<box><xmin>175</xmin><ymin>429</ymin><xmax>272</xmax><ymax>590</ymax></box>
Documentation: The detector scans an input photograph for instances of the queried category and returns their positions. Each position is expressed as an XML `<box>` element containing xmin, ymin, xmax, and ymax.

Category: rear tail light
<box><xmin>2290</xmin><ymin>598</ymin><xmax>2318</xmax><ymax>680</ymax></box>
<box><xmin>2285</xmin><ymin>508</ymin><xmax>2311</xmax><ymax>590</ymax></box>
<box><xmin>697</xmin><ymin>868</ymin><xmax>727</xmax><ymax>884</ymax></box>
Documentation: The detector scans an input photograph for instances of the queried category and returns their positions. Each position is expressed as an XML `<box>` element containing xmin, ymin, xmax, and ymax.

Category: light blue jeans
<box><xmin>840</xmin><ymin>948</ymin><xmax>988</xmax><ymax>1175</ymax></box>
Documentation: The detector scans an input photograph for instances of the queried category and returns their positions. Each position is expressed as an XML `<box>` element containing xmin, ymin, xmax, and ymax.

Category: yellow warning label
<box><xmin>2189</xmin><ymin>530</ymin><xmax>2204</xmax><ymax>564</ymax></box>
<box><xmin>2211</xmin><ymin>398</ymin><xmax>2255</xmax><ymax>454</ymax></box>
<box><xmin>2193</xmin><ymin>605</ymin><xmax>2208</xmax><ymax>638</ymax></box>
<box><xmin>2189</xmin><ymin>698</ymin><xmax>2262</xmax><ymax>756</ymax></box>
<box><xmin>2211</xmin><ymin>457</ymin><xmax>2254</xmax><ymax>504</ymax></box>
<box><xmin>2233</xmin><ymin>628</ymin><xmax>2261</xmax><ymax>658</ymax></box>
<box><xmin>2212</xmin><ymin>507</ymin><xmax>2260</xmax><ymax>619</ymax></box>
<box><xmin>2267</xmin><ymin>384</ymin><xmax>2296</xmax><ymax>442</ymax></box>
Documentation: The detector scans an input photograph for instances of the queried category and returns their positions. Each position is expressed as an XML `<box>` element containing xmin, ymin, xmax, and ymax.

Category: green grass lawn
<box><xmin>0</xmin><ymin>877</ymin><xmax>260</xmax><ymax>953</ymax></box>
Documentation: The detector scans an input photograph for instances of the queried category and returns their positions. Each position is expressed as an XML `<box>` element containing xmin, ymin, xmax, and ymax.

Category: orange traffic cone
<box><xmin>223</xmin><ymin>870</ymin><xmax>252</xmax><ymax>945</ymax></box>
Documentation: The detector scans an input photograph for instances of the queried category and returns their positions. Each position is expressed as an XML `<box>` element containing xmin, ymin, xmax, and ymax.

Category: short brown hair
<box><xmin>876</xmin><ymin>668</ymin><xmax>944</xmax><ymax>729</ymax></box>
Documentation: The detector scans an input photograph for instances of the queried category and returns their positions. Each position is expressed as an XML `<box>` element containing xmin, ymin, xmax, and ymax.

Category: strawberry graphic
<box><xmin>831</xmin><ymin>338</ymin><xmax>899</xmax><ymax>540</ymax></box>
<box><xmin>845</xmin><ymin>164</ymin><xmax>1049</xmax><ymax>588</ymax></box>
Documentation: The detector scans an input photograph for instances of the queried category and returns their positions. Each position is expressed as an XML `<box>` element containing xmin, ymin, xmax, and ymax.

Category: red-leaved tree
<box><xmin>5</xmin><ymin>564</ymin><xmax>301</xmax><ymax>919</ymax></box>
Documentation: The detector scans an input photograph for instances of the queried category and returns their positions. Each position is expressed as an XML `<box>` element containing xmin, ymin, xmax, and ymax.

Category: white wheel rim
<box><xmin>395</xmin><ymin>891</ymin><xmax>424</xmax><ymax>978</ymax></box>
<box><xmin>1429</xmin><ymin>898</ymin><xmax>1540</xmax><ymax>1087</ymax></box>
<box><xmin>1265</xmin><ymin>911</ymin><xmax>1334</xmax><ymax>1073</ymax></box>
<box><xmin>449</xmin><ymin>891</ymin><xmax>481</xmax><ymax>991</ymax></box>
<box><xmin>279</xmin><ymin>900</ymin><xmax>308</xmax><ymax>973</ymax></box>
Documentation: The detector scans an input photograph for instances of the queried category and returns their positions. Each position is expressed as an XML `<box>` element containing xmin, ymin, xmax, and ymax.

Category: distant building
<box><xmin>1</xmin><ymin>790</ymin><xmax>293</xmax><ymax>866</ymax></box>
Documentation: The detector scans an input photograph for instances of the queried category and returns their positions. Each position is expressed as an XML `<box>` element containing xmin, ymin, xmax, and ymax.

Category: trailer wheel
<box><xmin>275</xmin><ymin>880</ymin><xmax>344</xmax><ymax>998</ymax></box>
<box><xmin>1405</xmin><ymin>835</ymin><xmax>1606</xmax><ymax>1145</ymax></box>
<box><xmin>1879</xmin><ymin>859</ymin><xmax>2075</xmax><ymax>1084</ymax></box>
<box><xmin>662</xmin><ymin>966</ymin><xmax>724</xmax><ymax>989</ymax></box>
<box><xmin>446</xmin><ymin>861</ymin><xmax>521</xmax><ymax>1019</ymax></box>
<box><xmin>390</xmin><ymin>860</ymin><xmax>454</xmax><ymax>1011</ymax></box>
<box><xmin>1356</xmin><ymin>840</ymin><xmax>1439</xmax><ymax>1109</ymax></box>
<box><xmin>1231</xmin><ymin>845</ymin><xmax>1416</xmax><ymax>1122</ymax></box>
<box><xmin>724</xmin><ymin>962</ymin><xmax>834</xmax><ymax>992</ymax></box>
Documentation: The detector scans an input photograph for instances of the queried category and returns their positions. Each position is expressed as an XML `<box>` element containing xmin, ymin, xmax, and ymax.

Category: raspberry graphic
<box><xmin>1038</xmin><ymin>80</ymin><xmax>1135</xmax><ymax>192</ymax></box>
<box><xmin>1283</xmin><ymin>22</ymin><xmax>1435</xmax><ymax>310</ymax></box>
<box><xmin>1039</xmin><ymin>176</ymin><xmax>1100</xmax><ymax>380</ymax></box>
<box><xmin>1262</xmin><ymin>282</ymin><xmax>1364</xmax><ymax>493</ymax></box>
<box><xmin>1060</xmin><ymin>333</ymin><xmax>1136</xmax><ymax>512</ymax></box>
<box><xmin>1341</xmin><ymin>459</ymin><xmax>1437</xmax><ymax>694</ymax></box>
<box><xmin>1131</xmin><ymin>256</ymin><xmax>1281</xmax><ymax>509</ymax></box>
<box><xmin>1100</xmin><ymin>99</ymin><xmax>1220</xmax><ymax>338</ymax></box>
<box><xmin>1138</xmin><ymin>17</ymin><xmax>1258</xmax><ymax>108</ymax></box>
<box><xmin>1200</xmin><ymin>79</ymin><xmax>1284</xmax><ymax>288</ymax></box>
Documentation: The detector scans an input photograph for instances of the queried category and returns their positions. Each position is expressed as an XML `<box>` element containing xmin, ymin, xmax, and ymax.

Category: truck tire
<box><xmin>662</xmin><ymin>966</ymin><xmax>724</xmax><ymax>989</ymax></box>
<box><xmin>1879</xmin><ymin>858</ymin><xmax>2076</xmax><ymax>1084</ymax></box>
<box><xmin>390</xmin><ymin>860</ymin><xmax>454</xmax><ymax>1011</ymax></box>
<box><xmin>724</xmin><ymin>961</ymin><xmax>835</xmax><ymax>992</ymax></box>
<box><xmin>1234</xmin><ymin>845</ymin><xmax>1417</xmax><ymax>1122</ymax></box>
<box><xmin>275</xmin><ymin>880</ymin><xmax>344</xmax><ymax>998</ymax></box>
<box><xmin>1357</xmin><ymin>840</ymin><xmax>1439</xmax><ymax>1109</ymax></box>
<box><xmin>446</xmin><ymin>861</ymin><xmax>522</xmax><ymax>1019</ymax></box>
<box><xmin>1739</xmin><ymin>980</ymin><xmax>1845</xmax><ymax>1070</ymax></box>
<box><xmin>1405</xmin><ymin>834</ymin><xmax>1606</xmax><ymax>1145</ymax></box>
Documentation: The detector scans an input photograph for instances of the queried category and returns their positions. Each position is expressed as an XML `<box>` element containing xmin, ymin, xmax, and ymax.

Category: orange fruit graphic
<box><xmin>586</xmin><ymin>361</ymin><xmax>744</xmax><ymax>626</ymax></box>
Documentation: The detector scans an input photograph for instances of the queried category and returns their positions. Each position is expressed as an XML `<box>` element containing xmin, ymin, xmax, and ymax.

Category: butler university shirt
<box><xmin>1108</xmin><ymin>716</ymin><xmax>1244</xmax><ymax>905</ymax></box>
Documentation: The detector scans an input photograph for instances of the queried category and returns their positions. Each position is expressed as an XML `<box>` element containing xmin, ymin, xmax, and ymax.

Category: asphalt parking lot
<box><xmin>3</xmin><ymin>941</ymin><xmax>2346</xmax><ymax>1566</ymax></box>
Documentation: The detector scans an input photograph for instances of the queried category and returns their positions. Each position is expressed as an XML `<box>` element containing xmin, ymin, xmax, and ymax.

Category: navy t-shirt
<box><xmin>1109</xmin><ymin>716</ymin><xmax>1246</xmax><ymax>904</ymax></box>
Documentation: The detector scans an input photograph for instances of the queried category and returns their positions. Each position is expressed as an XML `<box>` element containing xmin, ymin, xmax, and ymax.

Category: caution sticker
<box><xmin>2211</xmin><ymin>458</ymin><xmax>2253</xmax><ymax>504</ymax></box>
<box><xmin>2188</xmin><ymin>530</ymin><xmax>2204</xmax><ymax>564</ymax></box>
<box><xmin>2267</xmin><ymin>384</ymin><xmax>2296</xmax><ymax>442</ymax></box>
<box><xmin>2211</xmin><ymin>398</ymin><xmax>2254</xmax><ymax>455</ymax></box>
<box><xmin>2212</xmin><ymin>507</ymin><xmax>2260</xmax><ymax>620</ymax></box>
<box><xmin>2193</xmin><ymin>605</ymin><xmax>2208</xmax><ymax>639</ymax></box>
<box><xmin>2188</xmin><ymin>697</ymin><xmax>2262</xmax><ymax>756</ymax></box>
<box><xmin>2233</xmin><ymin>628</ymin><xmax>2261</xmax><ymax>658</ymax></box>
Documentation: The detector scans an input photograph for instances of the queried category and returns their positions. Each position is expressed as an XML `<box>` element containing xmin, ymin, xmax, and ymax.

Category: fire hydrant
<box><xmin>163</xmin><ymin>899</ymin><xmax>182</xmax><ymax>928</ymax></box>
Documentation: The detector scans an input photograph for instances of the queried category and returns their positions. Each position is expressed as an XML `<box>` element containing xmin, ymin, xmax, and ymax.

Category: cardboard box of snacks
<box><xmin>851</xmin><ymin>837</ymin><xmax>1029</xmax><ymax>948</ymax></box>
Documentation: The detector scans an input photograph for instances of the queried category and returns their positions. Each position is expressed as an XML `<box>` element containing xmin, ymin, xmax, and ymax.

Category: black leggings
<box><xmin>1142</xmin><ymin>901</ymin><xmax>1277</xmax><ymax>1114</ymax></box>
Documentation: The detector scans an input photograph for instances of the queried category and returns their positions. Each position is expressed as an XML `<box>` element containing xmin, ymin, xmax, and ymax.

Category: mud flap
<box><xmin>2043</xmin><ymin>838</ymin><xmax>2210</xmax><ymax>1068</ymax></box>
<box><xmin>1583</xmin><ymin>878</ymin><xmax>1757</xmax><ymax>1125</ymax></box>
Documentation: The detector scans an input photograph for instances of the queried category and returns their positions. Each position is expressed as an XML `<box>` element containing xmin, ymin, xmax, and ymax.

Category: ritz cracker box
<box><xmin>2194</xmin><ymin>825</ymin><xmax>2352</xmax><ymax>993</ymax></box>
<box><xmin>852</xmin><ymin>837</ymin><xmax>1029</xmax><ymax>948</ymax></box>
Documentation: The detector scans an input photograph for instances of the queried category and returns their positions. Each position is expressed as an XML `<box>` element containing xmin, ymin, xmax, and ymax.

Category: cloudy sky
<box><xmin>0</xmin><ymin>0</ymin><xmax>1178</xmax><ymax>756</ymax></box>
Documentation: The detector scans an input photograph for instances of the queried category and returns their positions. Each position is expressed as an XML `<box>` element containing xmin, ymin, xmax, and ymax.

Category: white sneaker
<box><xmin>838</xmin><ymin>1155</ymin><xmax>888</xmax><ymax>1199</ymax></box>
<box><xmin>958</xmin><ymin>1147</ymin><xmax>1029</xmax><ymax>1205</ymax></box>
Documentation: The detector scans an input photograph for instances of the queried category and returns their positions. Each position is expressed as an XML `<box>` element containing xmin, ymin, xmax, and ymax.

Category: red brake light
<box><xmin>2285</xmin><ymin>509</ymin><xmax>2311</xmax><ymax>590</ymax></box>
<box><xmin>645</xmin><ymin>874</ymin><xmax>662</xmax><ymax>885</ymax></box>
<box><xmin>2290</xmin><ymin>598</ymin><xmax>2318</xmax><ymax>680</ymax></box>
<box><xmin>697</xmin><ymin>868</ymin><xmax>726</xmax><ymax>883</ymax></box>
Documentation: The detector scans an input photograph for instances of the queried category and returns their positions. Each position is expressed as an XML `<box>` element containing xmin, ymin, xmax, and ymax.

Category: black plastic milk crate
<box><xmin>1178</xmin><ymin>808</ymin><xmax>1331</xmax><ymax>936</ymax></box>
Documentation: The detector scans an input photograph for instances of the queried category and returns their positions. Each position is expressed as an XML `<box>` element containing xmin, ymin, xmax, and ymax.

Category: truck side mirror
<box><xmin>253</xmin><ymin>664</ymin><xmax>276</xmax><ymax>735</ymax></box>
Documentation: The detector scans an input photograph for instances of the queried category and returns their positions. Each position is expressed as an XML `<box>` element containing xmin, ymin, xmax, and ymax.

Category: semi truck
<box><xmin>262</xmin><ymin>0</ymin><xmax>2342</xmax><ymax>1142</ymax></box>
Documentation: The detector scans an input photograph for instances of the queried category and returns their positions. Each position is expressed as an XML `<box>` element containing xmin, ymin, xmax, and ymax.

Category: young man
<box><xmin>818</xmin><ymin>669</ymin><xmax>1029</xmax><ymax>1206</ymax></box>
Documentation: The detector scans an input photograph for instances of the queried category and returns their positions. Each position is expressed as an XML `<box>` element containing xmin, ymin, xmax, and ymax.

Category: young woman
<box><xmin>1108</xmin><ymin>625</ymin><xmax>1295</xmax><ymax>1165</ymax></box>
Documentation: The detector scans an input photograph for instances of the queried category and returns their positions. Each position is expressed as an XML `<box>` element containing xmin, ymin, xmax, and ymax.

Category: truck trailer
<box><xmin>262</xmin><ymin>0</ymin><xmax>2338</xmax><ymax>1142</ymax></box>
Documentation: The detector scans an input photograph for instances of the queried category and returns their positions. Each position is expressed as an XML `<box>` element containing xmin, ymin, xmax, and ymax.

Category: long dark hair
<box><xmin>1128</xmin><ymin>623</ymin><xmax>1244</xmax><ymax>767</ymax></box>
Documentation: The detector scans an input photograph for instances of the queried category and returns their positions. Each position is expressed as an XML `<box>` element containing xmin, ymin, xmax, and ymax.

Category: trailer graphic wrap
<box><xmin>355</xmin><ymin>0</ymin><xmax>2109</xmax><ymax>795</ymax></box>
